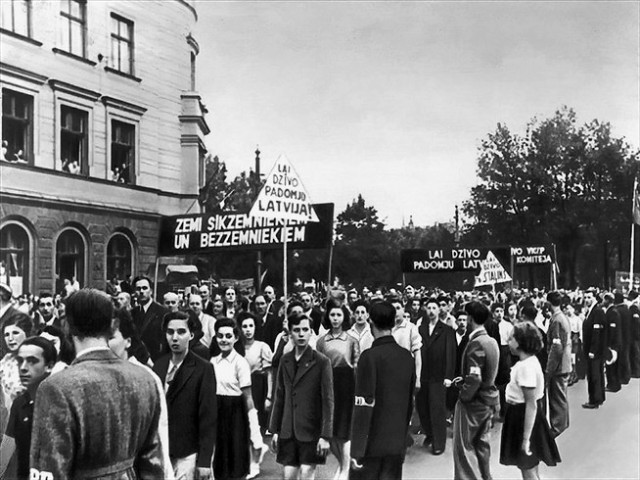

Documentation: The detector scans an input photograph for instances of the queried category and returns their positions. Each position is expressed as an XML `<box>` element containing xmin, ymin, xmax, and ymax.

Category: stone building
<box><xmin>0</xmin><ymin>0</ymin><xmax>209</xmax><ymax>295</ymax></box>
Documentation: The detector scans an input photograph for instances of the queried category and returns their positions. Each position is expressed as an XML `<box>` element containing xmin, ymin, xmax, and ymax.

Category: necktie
<box><xmin>165</xmin><ymin>363</ymin><xmax>178</xmax><ymax>393</ymax></box>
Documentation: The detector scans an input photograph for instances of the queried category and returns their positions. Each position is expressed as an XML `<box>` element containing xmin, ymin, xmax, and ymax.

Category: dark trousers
<box><xmin>586</xmin><ymin>358</ymin><xmax>605</xmax><ymax>405</ymax></box>
<box><xmin>547</xmin><ymin>373</ymin><xmax>570</xmax><ymax>437</ymax></box>
<box><xmin>416</xmin><ymin>381</ymin><xmax>447</xmax><ymax>451</ymax></box>
<box><xmin>630</xmin><ymin>339</ymin><xmax>640</xmax><ymax>378</ymax></box>
<box><xmin>619</xmin><ymin>344</ymin><xmax>631</xmax><ymax>385</ymax></box>
<box><xmin>349</xmin><ymin>455</ymin><xmax>403</xmax><ymax>480</ymax></box>
<box><xmin>605</xmin><ymin>359</ymin><xmax>621</xmax><ymax>392</ymax></box>
<box><xmin>453</xmin><ymin>400</ymin><xmax>496</xmax><ymax>480</ymax></box>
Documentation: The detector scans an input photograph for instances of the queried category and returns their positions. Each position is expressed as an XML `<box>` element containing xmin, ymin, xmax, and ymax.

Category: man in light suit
<box><xmin>132</xmin><ymin>275</ymin><xmax>168</xmax><ymax>362</ymax></box>
<box><xmin>29</xmin><ymin>289</ymin><xmax>165</xmax><ymax>479</ymax></box>
<box><xmin>153</xmin><ymin>311</ymin><xmax>217</xmax><ymax>479</ymax></box>
<box><xmin>270</xmin><ymin>312</ymin><xmax>333</xmax><ymax>480</ymax></box>
<box><xmin>452</xmin><ymin>301</ymin><xmax>500</xmax><ymax>480</ymax></box>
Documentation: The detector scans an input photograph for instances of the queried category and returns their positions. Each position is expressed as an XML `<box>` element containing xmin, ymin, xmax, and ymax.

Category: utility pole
<box><xmin>454</xmin><ymin>204</ymin><xmax>460</xmax><ymax>246</ymax></box>
<box><xmin>255</xmin><ymin>147</ymin><xmax>263</xmax><ymax>294</ymax></box>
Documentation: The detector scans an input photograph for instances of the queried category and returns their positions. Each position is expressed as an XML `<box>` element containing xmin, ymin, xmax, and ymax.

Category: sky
<box><xmin>194</xmin><ymin>1</ymin><xmax>640</xmax><ymax>229</ymax></box>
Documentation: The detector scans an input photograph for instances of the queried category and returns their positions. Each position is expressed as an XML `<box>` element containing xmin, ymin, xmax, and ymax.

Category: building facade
<box><xmin>0</xmin><ymin>0</ymin><xmax>209</xmax><ymax>295</ymax></box>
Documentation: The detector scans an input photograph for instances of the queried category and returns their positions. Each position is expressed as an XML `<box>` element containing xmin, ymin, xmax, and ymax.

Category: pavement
<box><xmin>255</xmin><ymin>377</ymin><xmax>640</xmax><ymax>479</ymax></box>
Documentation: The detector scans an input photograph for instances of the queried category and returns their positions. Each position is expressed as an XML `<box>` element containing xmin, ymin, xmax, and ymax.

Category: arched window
<box><xmin>106</xmin><ymin>233</ymin><xmax>133</xmax><ymax>281</ymax></box>
<box><xmin>56</xmin><ymin>229</ymin><xmax>85</xmax><ymax>293</ymax></box>
<box><xmin>0</xmin><ymin>223</ymin><xmax>30</xmax><ymax>295</ymax></box>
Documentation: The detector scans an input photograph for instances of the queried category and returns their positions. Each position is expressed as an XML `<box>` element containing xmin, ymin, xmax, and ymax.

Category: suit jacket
<box><xmin>418</xmin><ymin>320</ymin><xmax>457</xmax><ymax>382</ymax></box>
<box><xmin>458</xmin><ymin>327</ymin><xmax>499</xmax><ymax>405</ymax></box>
<box><xmin>350</xmin><ymin>336</ymin><xmax>414</xmax><ymax>459</ymax></box>
<box><xmin>583</xmin><ymin>305</ymin><xmax>607</xmax><ymax>359</ymax></box>
<box><xmin>605</xmin><ymin>306</ymin><xmax>621</xmax><ymax>351</ymax></box>
<box><xmin>30</xmin><ymin>349</ymin><xmax>165</xmax><ymax>479</ymax></box>
<box><xmin>255</xmin><ymin>312</ymin><xmax>282</xmax><ymax>351</ymax></box>
<box><xmin>133</xmin><ymin>301</ymin><xmax>169</xmax><ymax>362</ymax></box>
<box><xmin>270</xmin><ymin>346</ymin><xmax>334</xmax><ymax>442</ymax></box>
<box><xmin>546</xmin><ymin>310</ymin><xmax>572</xmax><ymax>375</ymax></box>
<box><xmin>152</xmin><ymin>351</ymin><xmax>217</xmax><ymax>467</ymax></box>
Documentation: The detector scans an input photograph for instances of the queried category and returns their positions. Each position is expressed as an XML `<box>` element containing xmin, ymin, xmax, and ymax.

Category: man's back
<box><xmin>30</xmin><ymin>350</ymin><xmax>164</xmax><ymax>479</ymax></box>
<box><xmin>351</xmin><ymin>337</ymin><xmax>415</xmax><ymax>458</ymax></box>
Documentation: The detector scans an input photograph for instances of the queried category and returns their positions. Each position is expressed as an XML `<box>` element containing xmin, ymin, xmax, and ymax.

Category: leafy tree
<box><xmin>464</xmin><ymin>107</ymin><xmax>639</xmax><ymax>288</ymax></box>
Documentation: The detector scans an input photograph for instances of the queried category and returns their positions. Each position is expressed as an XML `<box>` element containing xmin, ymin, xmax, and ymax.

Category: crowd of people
<box><xmin>0</xmin><ymin>277</ymin><xmax>638</xmax><ymax>479</ymax></box>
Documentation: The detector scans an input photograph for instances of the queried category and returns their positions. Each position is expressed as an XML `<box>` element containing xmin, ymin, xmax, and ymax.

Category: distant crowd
<box><xmin>0</xmin><ymin>278</ymin><xmax>638</xmax><ymax>479</ymax></box>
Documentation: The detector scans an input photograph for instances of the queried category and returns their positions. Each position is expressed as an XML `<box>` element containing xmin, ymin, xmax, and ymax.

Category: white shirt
<box><xmin>198</xmin><ymin>313</ymin><xmax>217</xmax><ymax>348</ymax></box>
<box><xmin>505</xmin><ymin>355</ymin><xmax>545</xmax><ymax>404</ymax></box>
<box><xmin>211</xmin><ymin>349</ymin><xmax>251</xmax><ymax>396</ymax></box>
<box><xmin>347</xmin><ymin>323</ymin><xmax>374</xmax><ymax>353</ymax></box>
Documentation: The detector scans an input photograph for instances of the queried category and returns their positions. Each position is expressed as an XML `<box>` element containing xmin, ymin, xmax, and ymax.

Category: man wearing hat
<box><xmin>613</xmin><ymin>292</ymin><xmax>632</xmax><ymax>386</ymax></box>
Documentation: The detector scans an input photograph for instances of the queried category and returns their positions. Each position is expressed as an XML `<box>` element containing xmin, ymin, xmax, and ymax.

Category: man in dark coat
<box><xmin>350</xmin><ymin>301</ymin><xmax>415</xmax><ymax>480</ymax></box>
<box><xmin>582</xmin><ymin>290</ymin><xmax>608</xmax><ymax>408</ymax></box>
<box><xmin>613</xmin><ymin>292</ymin><xmax>632</xmax><ymax>385</ymax></box>
<box><xmin>603</xmin><ymin>293</ymin><xmax>622</xmax><ymax>393</ymax></box>
<box><xmin>30</xmin><ymin>289</ymin><xmax>165</xmax><ymax>478</ymax></box>
<box><xmin>417</xmin><ymin>298</ymin><xmax>457</xmax><ymax>455</ymax></box>
<box><xmin>253</xmin><ymin>294</ymin><xmax>282</xmax><ymax>351</ymax></box>
<box><xmin>452</xmin><ymin>301</ymin><xmax>500</xmax><ymax>480</ymax></box>
<box><xmin>153</xmin><ymin>311</ymin><xmax>217</xmax><ymax>479</ymax></box>
<box><xmin>270</xmin><ymin>313</ymin><xmax>333</xmax><ymax>480</ymax></box>
<box><xmin>132</xmin><ymin>275</ymin><xmax>169</xmax><ymax>362</ymax></box>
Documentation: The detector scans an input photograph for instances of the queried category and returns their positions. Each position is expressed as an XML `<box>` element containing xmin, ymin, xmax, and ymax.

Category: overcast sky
<box><xmin>194</xmin><ymin>1</ymin><xmax>639</xmax><ymax>228</ymax></box>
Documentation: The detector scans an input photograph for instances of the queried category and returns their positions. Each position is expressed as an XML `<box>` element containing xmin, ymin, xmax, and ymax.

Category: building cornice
<box><xmin>175</xmin><ymin>0</ymin><xmax>198</xmax><ymax>21</ymax></box>
<box><xmin>0</xmin><ymin>62</ymin><xmax>48</xmax><ymax>85</ymax></box>
<box><xmin>102</xmin><ymin>96</ymin><xmax>148</xmax><ymax>116</ymax></box>
<box><xmin>48</xmin><ymin>79</ymin><xmax>101</xmax><ymax>102</ymax></box>
<box><xmin>179</xmin><ymin>116</ymin><xmax>211</xmax><ymax>136</ymax></box>
<box><xmin>180</xmin><ymin>134</ymin><xmax>207</xmax><ymax>151</ymax></box>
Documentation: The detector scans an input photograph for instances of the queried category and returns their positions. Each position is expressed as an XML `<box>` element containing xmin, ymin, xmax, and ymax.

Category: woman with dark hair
<box><xmin>1</xmin><ymin>313</ymin><xmax>33</xmax><ymax>408</ymax></box>
<box><xmin>39</xmin><ymin>325</ymin><xmax>75</xmax><ymax>373</ymax></box>
<box><xmin>316</xmin><ymin>299</ymin><xmax>359</xmax><ymax>480</ymax></box>
<box><xmin>211</xmin><ymin>317</ymin><xmax>267</xmax><ymax>480</ymax></box>
<box><xmin>500</xmin><ymin>322</ymin><xmax>560</xmax><ymax>480</ymax></box>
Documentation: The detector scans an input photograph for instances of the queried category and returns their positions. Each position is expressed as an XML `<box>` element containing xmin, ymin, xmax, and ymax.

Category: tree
<box><xmin>198</xmin><ymin>154</ymin><xmax>229</xmax><ymax>213</ymax></box>
<box><xmin>464</xmin><ymin>107</ymin><xmax>639</xmax><ymax>287</ymax></box>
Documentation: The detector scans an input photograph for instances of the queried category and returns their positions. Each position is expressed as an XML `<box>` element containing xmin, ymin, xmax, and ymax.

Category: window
<box><xmin>0</xmin><ymin>223</ymin><xmax>30</xmax><ymax>296</ymax></box>
<box><xmin>106</xmin><ymin>234</ymin><xmax>133</xmax><ymax>281</ymax></box>
<box><xmin>0</xmin><ymin>0</ymin><xmax>30</xmax><ymax>37</ymax></box>
<box><xmin>111</xmin><ymin>120</ymin><xmax>135</xmax><ymax>184</ymax></box>
<box><xmin>60</xmin><ymin>105</ymin><xmax>88</xmax><ymax>175</ymax></box>
<box><xmin>60</xmin><ymin>0</ymin><xmax>86</xmax><ymax>57</ymax></box>
<box><xmin>110</xmin><ymin>14</ymin><xmax>133</xmax><ymax>74</ymax></box>
<box><xmin>190</xmin><ymin>52</ymin><xmax>196</xmax><ymax>91</ymax></box>
<box><xmin>55</xmin><ymin>229</ymin><xmax>85</xmax><ymax>294</ymax></box>
<box><xmin>2</xmin><ymin>89</ymin><xmax>33</xmax><ymax>164</ymax></box>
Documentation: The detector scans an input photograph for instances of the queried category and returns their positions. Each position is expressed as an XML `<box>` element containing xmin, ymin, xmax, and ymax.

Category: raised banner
<box><xmin>401</xmin><ymin>247</ymin><xmax>511</xmax><ymax>273</ymax></box>
<box><xmin>474</xmin><ymin>251</ymin><xmax>512</xmax><ymax>286</ymax></box>
<box><xmin>157</xmin><ymin>203</ymin><xmax>334</xmax><ymax>255</ymax></box>
<box><xmin>249</xmin><ymin>154</ymin><xmax>319</xmax><ymax>223</ymax></box>
<box><xmin>510</xmin><ymin>245</ymin><xmax>555</xmax><ymax>265</ymax></box>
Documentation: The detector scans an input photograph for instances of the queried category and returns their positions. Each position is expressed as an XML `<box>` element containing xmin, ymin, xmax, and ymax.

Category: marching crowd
<box><xmin>0</xmin><ymin>278</ymin><xmax>638</xmax><ymax>480</ymax></box>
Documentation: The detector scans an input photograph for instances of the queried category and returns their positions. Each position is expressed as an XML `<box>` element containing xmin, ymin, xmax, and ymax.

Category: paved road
<box><xmin>256</xmin><ymin>378</ymin><xmax>640</xmax><ymax>479</ymax></box>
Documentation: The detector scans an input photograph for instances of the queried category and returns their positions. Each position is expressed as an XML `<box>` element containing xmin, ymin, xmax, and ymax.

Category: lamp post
<box><xmin>255</xmin><ymin>147</ymin><xmax>263</xmax><ymax>293</ymax></box>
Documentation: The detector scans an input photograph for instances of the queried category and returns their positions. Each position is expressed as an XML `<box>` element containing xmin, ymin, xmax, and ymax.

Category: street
<box><xmin>258</xmin><ymin>378</ymin><xmax>640</xmax><ymax>479</ymax></box>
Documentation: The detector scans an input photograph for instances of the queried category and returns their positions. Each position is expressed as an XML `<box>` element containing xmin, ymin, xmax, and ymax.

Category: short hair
<box><xmin>425</xmin><ymin>297</ymin><xmax>439</xmax><ymax>307</ymax></box>
<box><xmin>215</xmin><ymin>317</ymin><xmax>238</xmax><ymax>337</ymax></box>
<box><xmin>162</xmin><ymin>310</ymin><xmax>196</xmax><ymax>332</ymax></box>
<box><xmin>629</xmin><ymin>290</ymin><xmax>639</xmax><ymax>301</ymax></box>
<box><xmin>603</xmin><ymin>293</ymin><xmax>614</xmax><ymax>304</ymax></box>
<box><xmin>352</xmin><ymin>299</ymin><xmax>369</xmax><ymax>312</ymax></box>
<box><xmin>437</xmin><ymin>295</ymin><xmax>450</xmax><ymax>304</ymax></box>
<box><xmin>520</xmin><ymin>305</ymin><xmax>538</xmax><ymax>322</ymax></box>
<box><xmin>112</xmin><ymin>308</ymin><xmax>139</xmax><ymax>342</ymax></box>
<box><xmin>237</xmin><ymin>311</ymin><xmax>256</xmax><ymax>327</ymax></box>
<box><xmin>385</xmin><ymin>294</ymin><xmax>402</xmax><ymax>305</ymax></box>
<box><xmin>512</xmin><ymin>322</ymin><xmax>543</xmax><ymax>355</ymax></box>
<box><xmin>286</xmin><ymin>300</ymin><xmax>304</xmax><ymax>316</ymax></box>
<box><xmin>18</xmin><ymin>336</ymin><xmax>57</xmax><ymax>366</ymax></box>
<box><xmin>40</xmin><ymin>325</ymin><xmax>75</xmax><ymax>364</ymax></box>
<box><xmin>288</xmin><ymin>312</ymin><xmax>311</xmax><ymax>329</ymax></box>
<box><xmin>3</xmin><ymin>312</ymin><xmax>34</xmax><ymax>337</ymax></box>
<box><xmin>465</xmin><ymin>301</ymin><xmax>490</xmax><ymax>325</ymax></box>
<box><xmin>163</xmin><ymin>292</ymin><xmax>179</xmax><ymax>301</ymax></box>
<box><xmin>324</xmin><ymin>298</ymin><xmax>351</xmax><ymax>331</ymax></box>
<box><xmin>132</xmin><ymin>275</ymin><xmax>153</xmax><ymax>289</ymax></box>
<box><xmin>490</xmin><ymin>302</ymin><xmax>504</xmax><ymax>312</ymax></box>
<box><xmin>369</xmin><ymin>301</ymin><xmax>395</xmax><ymax>330</ymax></box>
<box><xmin>547</xmin><ymin>291</ymin><xmax>562</xmax><ymax>307</ymax></box>
<box><xmin>65</xmin><ymin>289</ymin><xmax>113</xmax><ymax>339</ymax></box>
